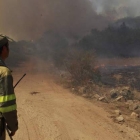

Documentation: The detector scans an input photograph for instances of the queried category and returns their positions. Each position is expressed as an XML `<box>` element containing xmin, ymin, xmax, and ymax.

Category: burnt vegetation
<box><xmin>64</xmin><ymin>50</ymin><xmax>101</xmax><ymax>87</ymax></box>
<box><xmin>79</xmin><ymin>22</ymin><xmax>140</xmax><ymax>58</ymax></box>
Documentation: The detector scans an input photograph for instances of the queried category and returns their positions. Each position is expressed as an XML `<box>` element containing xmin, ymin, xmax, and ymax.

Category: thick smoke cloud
<box><xmin>91</xmin><ymin>0</ymin><xmax>140</xmax><ymax>19</ymax></box>
<box><xmin>0</xmin><ymin>0</ymin><xmax>139</xmax><ymax>41</ymax></box>
<box><xmin>0</xmin><ymin>0</ymin><xmax>111</xmax><ymax>41</ymax></box>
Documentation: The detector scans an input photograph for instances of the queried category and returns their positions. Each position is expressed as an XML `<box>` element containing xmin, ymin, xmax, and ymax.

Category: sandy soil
<box><xmin>5</xmin><ymin>71</ymin><xmax>140</xmax><ymax>140</ymax></box>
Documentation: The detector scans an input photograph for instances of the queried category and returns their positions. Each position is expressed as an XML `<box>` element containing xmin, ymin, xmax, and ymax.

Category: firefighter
<box><xmin>0</xmin><ymin>36</ymin><xmax>18</xmax><ymax>140</ymax></box>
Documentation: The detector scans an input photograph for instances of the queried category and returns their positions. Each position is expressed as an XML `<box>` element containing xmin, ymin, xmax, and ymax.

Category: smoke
<box><xmin>0</xmin><ymin>0</ymin><xmax>140</xmax><ymax>41</ymax></box>
<box><xmin>91</xmin><ymin>0</ymin><xmax>140</xmax><ymax>19</ymax></box>
<box><xmin>0</xmin><ymin>0</ymin><xmax>111</xmax><ymax>41</ymax></box>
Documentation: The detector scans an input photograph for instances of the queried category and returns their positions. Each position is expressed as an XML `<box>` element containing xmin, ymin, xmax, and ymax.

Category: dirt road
<box><xmin>6</xmin><ymin>72</ymin><xmax>140</xmax><ymax>140</ymax></box>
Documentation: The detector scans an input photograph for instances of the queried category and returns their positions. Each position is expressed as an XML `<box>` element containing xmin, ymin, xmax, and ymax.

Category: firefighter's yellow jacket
<box><xmin>0</xmin><ymin>57</ymin><xmax>18</xmax><ymax>139</ymax></box>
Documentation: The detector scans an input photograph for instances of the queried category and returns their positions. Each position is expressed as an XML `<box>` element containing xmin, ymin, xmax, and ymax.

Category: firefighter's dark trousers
<box><xmin>0</xmin><ymin>129</ymin><xmax>5</xmax><ymax>140</ymax></box>
<box><xmin>0</xmin><ymin>117</ymin><xmax>6</xmax><ymax>140</ymax></box>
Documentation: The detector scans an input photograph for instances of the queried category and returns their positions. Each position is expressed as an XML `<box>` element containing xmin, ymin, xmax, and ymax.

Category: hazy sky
<box><xmin>0</xmin><ymin>0</ymin><xmax>139</xmax><ymax>41</ymax></box>
<box><xmin>92</xmin><ymin>0</ymin><xmax>140</xmax><ymax>18</ymax></box>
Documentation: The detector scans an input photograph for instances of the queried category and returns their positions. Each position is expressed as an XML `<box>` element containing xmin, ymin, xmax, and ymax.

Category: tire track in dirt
<box><xmin>43</xmin><ymin>77</ymin><xmax>73</xmax><ymax>140</ymax></box>
<box><xmin>21</xmin><ymin>104</ymin><xmax>42</xmax><ymax>140</ymax></box>
<box><xmin>21</xmin><ymin>116</ymin><xmax>31</xmax><ymax>140</ymax></box>
<box><xmin>14</xmin><ymin>104</ymin><xmax>40</xmax><ymax>140</ymax></box>
<box><xmin>53</xmin><ymin>121</ymin><xmax>71</xmax><ymax>140</ymax></box>
<box><xmin>30</xmin><ymin>119</ymin><xmax>40</xmax><ymax>140</ymax></box>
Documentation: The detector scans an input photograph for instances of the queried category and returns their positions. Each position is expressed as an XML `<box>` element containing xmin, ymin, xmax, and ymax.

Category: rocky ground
<box><xmin>65</xmin><ymin>67</ymin><xmax>140</xmax><ymax>134</ymax></box>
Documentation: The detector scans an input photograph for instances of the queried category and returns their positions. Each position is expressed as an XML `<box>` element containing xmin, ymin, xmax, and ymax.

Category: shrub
<box><xmin>65</xmin><ymin>49</ymin><xmax>101</xmax><ymax>87</ymax></box>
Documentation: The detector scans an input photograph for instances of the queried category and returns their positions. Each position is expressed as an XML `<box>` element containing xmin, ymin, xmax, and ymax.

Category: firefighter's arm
<box><xmin>3</xmin><ymin>110</ymin><xmax>18</xmax><ymax>132</ymax></box>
